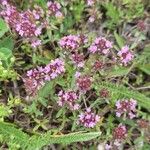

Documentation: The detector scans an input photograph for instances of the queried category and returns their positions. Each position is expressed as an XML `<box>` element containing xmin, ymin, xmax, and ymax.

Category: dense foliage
<box><xmin>0</xmin><ymin>0</ymin><xmax>150</xmax><ymax>149</ymax></box>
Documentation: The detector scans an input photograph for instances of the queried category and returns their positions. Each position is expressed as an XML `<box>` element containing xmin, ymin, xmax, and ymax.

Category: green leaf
<box><xmin>104</xmin><ymin>2</ymin><xmax>122</xmax><ymax>29</ymax></box>
<box><xmin>56</xmin><ymin>107</ymin><xmax>65</xmax><ymax>118</ymax></box>
<box><xmin>106</xmin><ymin>66</ymin><xmax>129</xmax><ymax>78</ymax></box>
<box><xmin>136</xmin><ymin>44</ymin><xmax>150</xmax><ymax>64</ymax></box>
<box><xmin>0</xmin><ymin>18</ymin><xmax>9</xmax><ymax>38</ymax></box>
<box><xmin>0</xmin><ymin>47</ymin><xmax>13</xmax><ymax>68</ymax></box>
<box><xmin>0</xmin><ymin>47</ymin><xmax>12</xmax><ymax>60</ymax></box>
<box><xmin>95</xmin><ymin>81</ymin><xmax>150</xmax><ymax>110</ymax></box>
<box><xmin>0</xmin><ymin>105</ymin><xmax>11</xmax><ymax>118</ymax></box>
<box><xmin>114</xmin><ymin>32</ymin><xmax>125</xmax><ymax>48</ymax></box>
<box><xmin>0</xmin><ymin>122</ymin><xmax>30</xmax><ymax>150</ymax></box>
<box><xmin>72</xmin><ymin>0</ymin><xmax>85</xmax><ymax>22</ymax></box>
<box><xmin>138</xmin><ymin>64</ymin><xmax>150</xmax><ymax>75</ymax></box>
<box><xmin>28</xmin><ymin>131</ymin><xmax>101</xmax><ymax>150</ymax></box>
<box><xmin>0</xmin><ymin>37</ymin><xmax>14</xmax><ymax>50</ymax></box>
<box><xmin>0</xmin><ymin>121</ymin><xmax>102</xmax><ymax>150</ymax></box>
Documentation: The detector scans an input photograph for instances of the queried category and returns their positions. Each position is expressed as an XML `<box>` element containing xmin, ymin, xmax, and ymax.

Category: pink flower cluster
<box><xmin>93</xmin><ymin>60</ymin><xmax>104</xmax><ymax>71</ymax></box>
<box><xmin>117</xmin><ymin>46</ymin><xmax>134</xmax><ymax>66</ymax></box>
<box><xmin>105</xmin><ymin>125</ymin><xmax>127</xmax><ymax>149</ymax></box>
<box><xmin>57</xmin><ymin>90</ymin><xmax>80</xmax><ymax>110</ymax></box>
<box><xmin>23</xmin><ymin>58</ymin><xmax>65</xmax><ymax>96</ymax></box>
<box><xmin>44</xmin><ymin>58</ymin><xmax>65</xmax><ymax>81</ymax></box>
<box><xmin>59</xmin><ymin>34</ymin><xmax>87</xmax><ymax>68</ymax></box>
<box><xmin>115</xmin><ymin>99</ymin><xmax>137</xmax><ymax>119</ymax></box>
<box><xmin>78</xmin><ymin>108</ymin><xmax>100</xmax><ymax>128</ymax></box>
<box><xmin>89</xmin><ymin>37</ymin><xmax>112</xmax><ymax>54</ymax></box>
<box><xmin>47</xmin><ymin>1</ymin><xmax>63</xmax><ymax>18</ymax></box>
<box><xmin>0</xmin><ymin>1</ymin><xmax>43</xmax><ymax>47</ymax></box>
<box><xmin>113</xmin><ymin>124</ymin><xmax>127</xmax><ymax>140</ymax></box>
<box><xmin>76</xmin><ymin>75</ymin><xmax>92</xmax><ymax>92</ymax></box>
<box><xmin>59</xmin><ymin>34</ymin><xmax>88</xmax><ymax>51</ymax></box>
<box><xmin>70</xmin><ymin>52</ymin><xmax>84</xmax><ymax>68</ymax></box>
<box><xmin>23</xmin><ymin>67</ymin><xmax>45</xmax><ymax>96</ymax></box>
<box><xmin>59</xmin><ymin>35</ymin><xmax>80</xmax><ymax>51</ymax></box>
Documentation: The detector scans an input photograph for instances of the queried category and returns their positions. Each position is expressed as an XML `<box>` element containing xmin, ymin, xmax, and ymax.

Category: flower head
<box><xmin>137</xmin><ymin>20</ymin><xmax>146</xmax><ymax>31</ymax></box>
<box><xmin>59</xmin><ymin>35</ymin><xmax>80</xmax><ymax>51</ymax></box>
<box><xmin>113</xmin><ymin>125</ymin><xmax>127</xmax><ymax>140</ymax></box>
<box><xmin>117</xmin><ymin>46</ymin><xmax>134</xmax><ymax>66</ymax></box>
<box><xmin>78</xmin><ymin>108</ymin><xmax>100</xmax><ymax>128</ymax></box>
<box><xmin>115</xmin><ymin>99</ymin><xmax>137</xmax><ymax>119</ymax></box>
<box><xmin>0</xmin><ymin>4</ymin><xmax>20</xmax><ymax>29</ymax></box>
<box><xmin>23</xmin><ymin>67</ymin><xmax>45</xmax><ymax>96</ymax></box>
<box><xmin>70</xmin><ymin>52</ymin><xmax>84</xmax><ymax>68</ymax></box>
<box><xmin>89</xmin><ymin>37</ymin><xmax>112</xmax><ymax>54</ymax></box>
<box><xmin>76</xmin><ymin>75</ymin><xmax>92</xmax><ymax>92</ymax></box>
<box><xmin>31</xmin><ymin>39</ymin><xmax>41</xmax><ymax>48</ymax></box>
<box><xmin>47</xmin><ymin>1</ymin><xmax>62</xmax><ymax>18</ymax></box>
<box><xmin>57</xmin><ymin>90</ymin><xmax>79</xmax><ymax>110</ymax></box>
<box><xmin>0</xmin><ymin>2</ymin><xmax>43</xmax><ymax>43</ymax></box>
<box><xmin>93</xmin><ymin>60</ymin><xmax>104</xmax><ymax>71</ymax></box>
<box><xmin>44</xmin><ymin>58</ymin><xmax>65</xmax><ymax>81</ymax></box>
<box><xmin>100</xmin><ymin>88</ymin><xmax>109</xmax><ymax>98</ymax></box>
<box><xmin>24</xmin><ymin>58</ymin><xmax>65</xmax><ymax>97</ymax></box>
<box><xmin>86</xmin><ymin>0</ymin><xmax>95</xmax><ymax>6</ymax></box>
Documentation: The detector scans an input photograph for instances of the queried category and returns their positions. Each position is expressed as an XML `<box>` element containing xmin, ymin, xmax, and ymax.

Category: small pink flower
<box><xmin>31</xmin><ymin>39</ymin><xmax>41</xmax><ymax>48</ymax></box>
<box><xmin>117</xmin><ymin>46</ymin><xmax>134</xmax><ymax>66</ymax></box>
<box><xmin>76</xmin><ymin>75</ymin><xmax>92</xmax><ymax>92</ymax></box>
<box><xmin>78</xmin><ymin>108</ymin><xmax>100</xmax><ymax>128</ymax></box>
<box><xmin>86</xmin><ymin>0</ymin><xmax>95</xmax><ymax>6</ymax></box>
<box><xmin>70</xmin><ymin>53</ymin><xmax>84</xmax><ymax>68</ymax></box>
<box><xmin>113</xmin><ymin>125</ymin><xmax>127</xmax><ymax>140</ymax></box>
<box><xmin>75</xmin><ymin>71</ymin><xmax>81</xmax><ymax>78</ymax></box>
<box><xmin>89</xmin><ymin>37</ymin><xmax>112</xmax><ymax>54</ymax></box>
<box><xmin>44</xmin><ymin>58</ymin><xmax>65</xmax><ymax>81</ymax></box>
<box><xmin>32</xmin><ymin>5</ymin><xmax>44</xmax><ymax>20</ymax></box>
<box><xmin>88</xmin><ymin>16</ymin><xmax>95</xmax><ymax>23</ymax></box>
<box><xmin>24</xmin><ymin>58</ymin><xmax>65</xmax><ymax>97</ymax></box>
<box><xmin>89</xmin><ymin>45</ymin><xmax>97</xmax><ymax>53</ymax></box>
<box><xmin>105</xmin><ymin>144</ymin><xmax>112</xmax><ymax>150</ymax></box>
<box><xmin>34</xmin><ymin>27</ymin><xmax>42</xmax><ymax>36</ymax></box>
<box><xmin>93</xmin><ymin>61</ymin><xmax>104</xmax><ymax>71</ymax></box>
<box><xmin>115</xmin><ymin>99</ymin><xmax>137</xmax><ymax>119</ymax></box>
<box><xmin>47</xmin><ymin>1</ymin><xmax>62</xmax><ymax>17</ymax></box>
<box><xmin>55</xmin><ymin>11</ymin><xmax>63</xmax><ymax>18</ymax></box>
<box><xmin>59</xmin><ymin>35</ymin><xmax>80</xmax><ymax>51</ymax></box>
<box><xmin>57</xmin><ymin>90</ymin><xmax>79</xmax><ymax>110</ymax></box>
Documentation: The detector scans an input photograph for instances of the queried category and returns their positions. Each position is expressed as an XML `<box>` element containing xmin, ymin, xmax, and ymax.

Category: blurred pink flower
<box><xmin>113</xmin><ymin>124</ymin><xmax>127</xmax><ymax>140</ymax></box>
<box><xmin>76</xmin><ymin>75</ymin><xmax>92</xmax><ymax>92</ymax></box>
<box><xmin>24</xmin><ymin>58</ymin><xmax>65</xmax><ymax>96</ymax></box>
<box><xmin>70</xmin><ymin>53</ymin><xmax>84</xmax><ymax>68</ymax></box>
<box><xmin>59</xmin><ymin>35</ymin><xmax>80</xmax><ymax>51</ymax></box>
<box><xmin>57</xmin><ymin>90</ymin><xmax>79</xmax><ymax>110</ymax></box>
<box><xmin>89</xmin><ymin>37</ymin><xmax>112</xmax><ymax>54</ymax></box>
<box><xmin>117</xmin><ymin>46</ymin><xmax>134</xmax><ymax>66</ymax></box>
<box><xmin>31</xmin><ymin>39</ymin><xmax>41</xmax><ymax>48</ymax></box>
<box><xmin>115</xmin><ymin>99</ymin><xmax>137</xmax><ymax>119</ymax></box>
<box><xmin>78</xmin><ymin>108</ymin><xmax>100</xmax><ymax>128</ymax></box>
